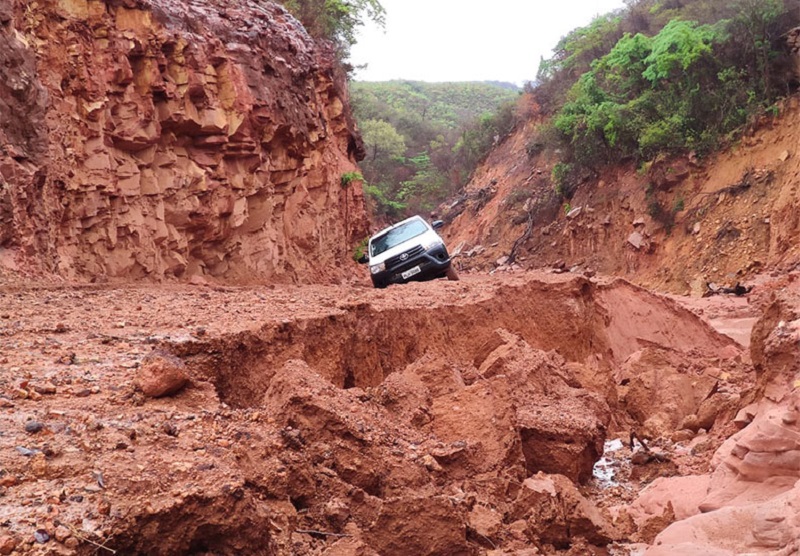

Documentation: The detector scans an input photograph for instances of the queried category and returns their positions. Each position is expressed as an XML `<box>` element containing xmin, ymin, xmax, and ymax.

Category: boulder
<box><xmin>509</xmin><ymin>473</ymin><xmax>617</xmax><ymax>548</ymax></box>
<box><xmin>135</xmin><ymin>350</ymin><xmax>189</xmax><ymax>397</ymax></box>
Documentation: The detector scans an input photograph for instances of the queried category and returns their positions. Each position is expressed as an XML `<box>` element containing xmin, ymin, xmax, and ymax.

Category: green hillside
<box><xmin>350</xmin><ymin>81</ymin><xmax>521</xmax><ymax>219</ymax></box>
<box><xmin>531</xmin><ymin>0</ymin><xmax>799</xmax><ymax>202</ymax></box>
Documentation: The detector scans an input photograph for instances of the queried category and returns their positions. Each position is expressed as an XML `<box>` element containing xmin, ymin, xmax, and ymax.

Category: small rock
<box><xmin>33</xmin><ymin>530</ymin><xmax>50</xmax><ymax>544</ymax></box>
<box><xmin>11</xmin><ymin>388</ymin><xmax>28</xmax><ymax>399</ymax></box>
<box><xmin>566</xmin><ymin>206</ymin><xmax>583</xmax><ymax>219</ymax></box>
<box><xmin>671</xmin><ymin>429</ymin><xmax>695</xmax><ymax>443</ymax></box>
<box><xmin>24</xmin><ymin>421</ymin><xmax>44</xmax><ymax>434</ymax></box>
<box><xmin>0</xmin><ymin>397</ymin><xmax>14</xmax><ymax>408</ymax></box>
<box><xmin>779</xmin><ymin>150</ymin><xmax>791</xmax><ymax>162</ymax></box>
<box><xmin>628</xmin><ymin>231</ymin><xmax>645</xmax><ymax>250</ymax></box>
<box><xmin>0</xmin><ymin>535</ymin><xmax>18</xmax><ymax>555</ymax></box>
<box><xmin>633</xmin><ymin>217</ymin><xmax>646</xmax><ymax>227</ymax></box>
<box><xmin>496</xmin><ymin>256</ymin><xmax>509</xmax><ymax>267</ymax></box>
<box><xmin>324</xmin><ymin>499</ymin><xmax>350</xmax><ymax>529</ymax></box>
<box><xmin>97</xmin><ymin>499</ymin><xmax>111</xmax><ymax>516</ymax></box>
<box><xmin>33</xmin><ymin>382</ymin><xmax>57</xmax><ymax>395</ymax></box>
<box><xmin>421</xmin><ymin>454</ymin><xmax>443</xmax><ymax>472</ymax></box>
<box><xmin>54</xmin><ymin>526</ymin><xmax>70</xmax><ymax>543</ymax></box>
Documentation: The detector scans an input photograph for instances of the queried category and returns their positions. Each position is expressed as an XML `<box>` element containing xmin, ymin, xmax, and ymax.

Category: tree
<box><xmin>280</xmin><ymin>0</ymin><xmax>385</xmax><ymax>58</ymax></box>
<box><xmin>359</xmin><ymin>119</ymin><xmax>406</xmax><ymax>162</ymax></box>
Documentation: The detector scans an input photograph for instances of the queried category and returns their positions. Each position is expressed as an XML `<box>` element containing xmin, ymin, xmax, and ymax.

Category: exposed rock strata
<box><xmin>0</xmin><ymin>0</ymin><xmax>368</xmax><ymax>282</ymax></box>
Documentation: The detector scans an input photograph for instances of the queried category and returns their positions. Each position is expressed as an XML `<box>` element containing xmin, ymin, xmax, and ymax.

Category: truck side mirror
<box><xmin>357</xmin><ymin>253</ymin><xmax>369</xmax><ymax>264</ymax></box>
<box><xmin>432</xmin><ymin>220</ymin><xmax>444</xmax><ymax>229</ymax></box>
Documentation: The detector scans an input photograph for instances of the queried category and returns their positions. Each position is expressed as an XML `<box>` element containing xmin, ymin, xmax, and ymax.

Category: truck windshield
<box><xmin>371</xmin><ymin>219</ymin><xmax>428</xmax><ymax>257</ymax></box>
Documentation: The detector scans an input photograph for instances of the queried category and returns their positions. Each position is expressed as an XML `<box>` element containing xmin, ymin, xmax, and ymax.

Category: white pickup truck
<box><xmin>358</xmin><ymin>215</ymin><xmax>458</xmax><ymax>288</ymax></box>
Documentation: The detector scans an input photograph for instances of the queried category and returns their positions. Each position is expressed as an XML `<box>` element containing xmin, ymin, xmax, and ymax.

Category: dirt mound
<box><xmin>0</xmin><ymin>272</ymin><xmax>747</xmax><ymax>554</ymax></box>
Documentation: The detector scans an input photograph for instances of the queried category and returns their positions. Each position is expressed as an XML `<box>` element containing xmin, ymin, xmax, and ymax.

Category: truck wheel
<box><xmin>446</xmin><ymin>265</ymin><xmax>460</xmax><ymax>281</ymax></box>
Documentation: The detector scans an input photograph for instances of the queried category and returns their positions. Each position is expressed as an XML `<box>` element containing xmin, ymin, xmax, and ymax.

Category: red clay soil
<box><xmin>442</xmin><ymin>94</ymin><xmax>800</xmax><ymax>296</ymax></box>
<box><xmin>0</xmin><ymin>270</ymin><xmax>769</xmax><ymax>555</ymax></box>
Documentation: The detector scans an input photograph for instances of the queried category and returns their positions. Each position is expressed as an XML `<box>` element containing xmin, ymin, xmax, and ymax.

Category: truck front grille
<box><xmin>386</xmin><ymin>245</ymin><xmax>425</xmax><ymax>269</ymax></box>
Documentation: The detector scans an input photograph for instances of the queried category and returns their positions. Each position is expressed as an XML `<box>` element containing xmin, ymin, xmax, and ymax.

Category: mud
<box><xmin>0</xmin><ymin>271</ymin><xmax>764</xmax><ymax>555</ymax></box>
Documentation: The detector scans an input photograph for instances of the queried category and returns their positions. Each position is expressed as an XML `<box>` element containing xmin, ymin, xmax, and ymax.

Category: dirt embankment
<box><xmin>0</xmin><ymin>0</ymin><xmax>368</xmax><ymax>284</ymax></box>
<box><xmin>0</xmin><ymin>271</ymin><xmax>765</xmax><ymax>555</ymax></box>
<box><xmin>442</xmin><ymin>93</ymin><xmax>800</xmax><ymax>295</ymax></box>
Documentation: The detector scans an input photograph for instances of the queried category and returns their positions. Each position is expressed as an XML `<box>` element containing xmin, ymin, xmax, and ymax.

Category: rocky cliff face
<box><xmin>0</xmin><ymin>0</ymin><xmax>368</xmax><ymax>283</ymax></box>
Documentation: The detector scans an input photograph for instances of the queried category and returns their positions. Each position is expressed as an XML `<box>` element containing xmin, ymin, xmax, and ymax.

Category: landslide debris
<box><xmin>0</xmin><ymin>272</ymin><xmax>754</xmax><ymax>555</ymax></box>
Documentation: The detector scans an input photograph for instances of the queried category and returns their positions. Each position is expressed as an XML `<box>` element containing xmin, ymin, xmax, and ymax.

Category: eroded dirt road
<box><xmin>0</xmin><ymin>271</ymin><xmax>796</xmax><ymax>555</ymax></box>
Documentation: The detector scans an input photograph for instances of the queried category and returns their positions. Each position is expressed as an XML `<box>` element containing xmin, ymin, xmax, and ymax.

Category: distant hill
<box><xmin>350</xmin><ymin>80</ymin><xmax>520</xmax><ymax>130</ymax></box>
<box><xmin>349</xmin><ymin>80</ymin><xmax>521</xmax><ymax>219</ymax></box>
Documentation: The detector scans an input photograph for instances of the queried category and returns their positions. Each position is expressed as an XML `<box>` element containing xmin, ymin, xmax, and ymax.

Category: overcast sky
<box><xmin>349</xmin><ymin>0</ymin><xmax>628</xmax><ymax>84</ymax></box>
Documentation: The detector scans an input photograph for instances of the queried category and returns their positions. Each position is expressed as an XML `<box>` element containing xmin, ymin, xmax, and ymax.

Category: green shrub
<box><xmin>352</xmin><ymin>236</ymin><xmax>369</xmax><ymax>262</ymax></box>
<box><xmin>551</xmin><ymin>162</ymin><xmax>575</xmax><ymax>198</ymax></box>
<box><xmin>340</xmin><ymin>171</ymin><xmax>364</xmax><ymax>188</ymax></box>
<box><xmin>533</xmin><ymin>0</ymin><xmax>795</xmax><ymax>175</ymax></box>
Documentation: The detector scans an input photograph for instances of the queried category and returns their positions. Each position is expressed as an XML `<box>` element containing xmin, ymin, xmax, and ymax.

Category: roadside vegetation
<box><xmin>276</xmin><ymin>0</ymin><xmax>386</xmax><ymax>61</ymax></box>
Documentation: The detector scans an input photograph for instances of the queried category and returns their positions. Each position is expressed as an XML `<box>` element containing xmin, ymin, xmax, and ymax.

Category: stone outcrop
<box><xmin>0</xmin><ymin>0</ymin><xmax>368</xmax><ymax>283</ymax></box>
<box><xmin>647</xmin><ymin>283</ymin><xmax>800</xmax><ymax>555</ymax></box>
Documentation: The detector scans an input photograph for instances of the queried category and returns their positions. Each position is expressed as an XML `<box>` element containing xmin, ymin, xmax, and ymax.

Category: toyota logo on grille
<box><xmin>400</xmin><ymin>253</ymin><xmax>409</xmax><ymax>261</ymax></box>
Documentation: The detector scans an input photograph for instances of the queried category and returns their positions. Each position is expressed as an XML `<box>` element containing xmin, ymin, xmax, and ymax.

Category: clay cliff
<box><xmin>0</xmin><ymin>0</ymin><xmax>368</xmax><ymax>283</ymax></box>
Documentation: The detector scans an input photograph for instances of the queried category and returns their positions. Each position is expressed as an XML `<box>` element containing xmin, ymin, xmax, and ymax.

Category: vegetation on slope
<box><xmin>276</xmin><ymin>0</ymin><xmax>800</xmax><ymax>226</ymax></box>
<box><xmin>532</xmin><ymin>0</ymin><xmax>800</xmax><ymax>198</ymax></box>
<box><xmin>350</xmin><ymin>81</ymin><xmax>521</xmax><ymax>219</ymax></box>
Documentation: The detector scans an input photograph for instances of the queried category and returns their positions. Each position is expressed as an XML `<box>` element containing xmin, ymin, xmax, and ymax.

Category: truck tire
<box><xmin>445</xmin><ymin>265</ymin><xmax>459</xmax><ymax>281</ymax></box>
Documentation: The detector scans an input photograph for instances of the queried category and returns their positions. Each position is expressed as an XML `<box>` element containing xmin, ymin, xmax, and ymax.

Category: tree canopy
<box><xmin>533</xmin><ymin>0</ymin><xmax>797</xmax><ymax>195</ymax></box>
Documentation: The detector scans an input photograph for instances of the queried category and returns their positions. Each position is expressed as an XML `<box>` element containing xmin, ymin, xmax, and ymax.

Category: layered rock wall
<box><xmin>0</xmin><ymin>0</ymin><xmax>368</xmax><ymax>282</ymax></box>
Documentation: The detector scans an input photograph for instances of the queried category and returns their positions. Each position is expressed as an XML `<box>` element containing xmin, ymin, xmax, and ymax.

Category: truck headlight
<box><xmin>370</xmin><ymin>262</ymin><xmax>385</xmax><ymax>274</ymax></box>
